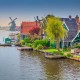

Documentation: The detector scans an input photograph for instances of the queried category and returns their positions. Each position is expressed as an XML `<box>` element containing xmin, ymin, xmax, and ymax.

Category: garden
<box><xmin>19</xmin><ymin>14</ymin><xmax>80</xmax><ymax>60</ymax></box>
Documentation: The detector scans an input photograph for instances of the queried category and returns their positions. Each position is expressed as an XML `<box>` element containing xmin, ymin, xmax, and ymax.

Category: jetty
<box><xmin>17</xmin><ymin>46</ymin><xmax>33</xmax><ymax>50</ymax></box>
<box><xmin>45</xmin><ymin>52</ymin><xmax>65</xmax><ymax>59</ymax></box>
<box><xmin>0</xmin><ymin>44</ymin><xmax>11</xmax><ymax>46</ymax></box>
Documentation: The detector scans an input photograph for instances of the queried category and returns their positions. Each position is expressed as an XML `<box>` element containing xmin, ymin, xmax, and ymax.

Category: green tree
<box><xmin>41</xmin><ymin>15</ymin><xmax>55</xmax><ymax>39</ymax></box>
<box><xmin>46</xmin><ymin>15</ymin><xmax>67</xmax><ymax>51</ymax></box>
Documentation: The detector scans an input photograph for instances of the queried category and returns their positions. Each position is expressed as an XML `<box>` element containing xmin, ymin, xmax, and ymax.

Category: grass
<box><xmin>42</xmin><ymin>49</ymin><xmax>58</xmax><ymax>53</ymax></box>
<box><xmin>63</xmin><ymin>49</ymin><xmax>71</xmax><ymax>52</ymax></box>
<box><xmin>42</xmin><ymin>49</ymin><xmax>64</xmax><ymax>55</ymax></box>
<box><xmin>73</xmin><ymin>55</ymin><xmax>80</xmax><ymax>58</ymax></box>
<box><xmin>42</xmin><ymin>48</ymin><xmax>80</xmax><ymax>59</ymax></box>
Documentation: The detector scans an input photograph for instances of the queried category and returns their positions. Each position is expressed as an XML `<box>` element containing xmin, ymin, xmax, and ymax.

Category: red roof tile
<box><xmin>21</xmin><ymin>22</ymin><xmax>41</xmax><ymax>35</ymax></box>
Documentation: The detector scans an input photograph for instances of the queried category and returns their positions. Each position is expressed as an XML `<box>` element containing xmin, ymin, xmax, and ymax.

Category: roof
<box><xmin>21</xmin><ymin>22</ymin><xmax>41</xmax><ymax>35</ymax></box>
<box><xmin>61</xmin><ymin>18</ymin><xmax>78</xmax><ymax>42</ymax></box>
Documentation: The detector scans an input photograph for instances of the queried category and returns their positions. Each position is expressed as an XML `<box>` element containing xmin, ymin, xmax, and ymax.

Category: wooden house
<box><xmin>20</xmin><ymin>21</ymin><xmax>42</xmax><ymax>39</ymax></box>
<box><xmin>61</xmin><ymin>15</ymin><xmax>80</xmax><ymax>48</ymax></box>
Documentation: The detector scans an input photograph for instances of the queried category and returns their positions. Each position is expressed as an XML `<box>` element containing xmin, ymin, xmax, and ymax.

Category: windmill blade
<box><xmin>34</xmin><ymin>17</ymin><xmax>38</xmax><ymax>26</ymax></box>
<box><xmin>36</xmin><ymin>16</ymin><xmax>39</xmax><ymax>21</ymax></box>
<box><xmin>13</xmin><ymin>18</ymin><xmax>17</xmax><ymax>21</ymax></box>
<box><xmin>34</xmin><ymin>17</ymin><xmax>37</xmax><ymax>21</ymax></box>
<box><xmin>8</xmin><ymin>22</ymin><xmax>12</xmax><ymax>25</ymax></box>
<box><xmin>36</xmin><ymin>16</ymin><xmax>42</xmax><ymax>22</ymax></box>
<box><xmin>9</xmin><ymin>17</ymin><xmax>13</xmax><ymax>21</ymax></box>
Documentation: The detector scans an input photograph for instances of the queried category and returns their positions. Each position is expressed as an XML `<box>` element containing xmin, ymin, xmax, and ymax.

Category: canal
<box><xmin>0</xmin><ymin>47</ymin><xmax>80</xmax><ymax>80</ymax></box>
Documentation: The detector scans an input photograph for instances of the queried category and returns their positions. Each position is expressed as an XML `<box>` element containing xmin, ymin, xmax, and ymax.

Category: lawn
<box><xmin>42</xmin><ymin>49</ymin><xmax>58</xmax><ymax>53</ymax></box>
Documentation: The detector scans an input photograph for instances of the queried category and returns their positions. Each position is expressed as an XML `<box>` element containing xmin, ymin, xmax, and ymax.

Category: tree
<box><xmin>29</xmin><ymin>26</ymin><xmax>40</xmax><ymax>35</ymax></box>
<box><xmin>41</xmin><ymin>15</ymin><xmax>55</xmax><ymax>39</ymax></box>
<box><xmin>28</xmin><ymin>26</ymin><xmax>40</xmax><ymax>40</ymax></box>
<box><xmin>45</xmin><ymin>15</ymin><xmax>67</xmax><ymax>51</ymax></box>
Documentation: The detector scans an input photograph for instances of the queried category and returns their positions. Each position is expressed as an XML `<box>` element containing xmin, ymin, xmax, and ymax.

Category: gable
<box><xmin>72</xmin><ymin>31</ymin><xmax>80</xmax><ymax>42</ymax></box>
<box><xmin>61</xmin><ymin>18</ymin><xmax>78</xmax><ymax>42</ymax></box>
<box><xmin>63</xmin><ymin>23</ymin><xmax>69</xmax><ymax>31</ymax></box>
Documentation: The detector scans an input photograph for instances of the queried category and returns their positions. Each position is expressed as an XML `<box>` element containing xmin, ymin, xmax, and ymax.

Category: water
<box><xmin>0</xmin><ymin>47</ymin><xmax>80</xmax><ymax>80</ymax></box>
<box><xmin>0</xmin><ymin>30</ymin><xmax>19</xmax><ymax>44</ymax></box>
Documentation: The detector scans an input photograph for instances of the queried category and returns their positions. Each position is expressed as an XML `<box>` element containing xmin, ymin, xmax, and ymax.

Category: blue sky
<box><xmin>0</xmin><ymin>0</ymin><xmax>80</xmax><ymax>26</ymax></box>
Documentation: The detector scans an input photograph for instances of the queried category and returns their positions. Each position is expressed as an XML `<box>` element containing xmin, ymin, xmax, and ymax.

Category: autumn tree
<box><xmin>29</xmin><ymin>26</ymin><xmax>40</xmax><ymax>40</ymax></box>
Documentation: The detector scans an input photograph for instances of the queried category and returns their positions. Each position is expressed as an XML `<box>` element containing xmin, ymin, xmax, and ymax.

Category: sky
<box><xmin>0</xmin><ymin>0</ymin><xmax>80</xmax><ymax>26</ymax></box>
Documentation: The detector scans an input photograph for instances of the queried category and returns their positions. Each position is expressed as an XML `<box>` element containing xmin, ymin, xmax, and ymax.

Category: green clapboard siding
<box><xmin>5</xmin><ymin>38</ymin><xmax>11</xmax><ymax>44</ymax></box>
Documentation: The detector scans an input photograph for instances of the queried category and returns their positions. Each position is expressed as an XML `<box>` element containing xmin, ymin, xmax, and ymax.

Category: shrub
<box><xmin>25</xmin><ymin>43</ymin><xmax>32</xmax><ymax>47</ymax></box>
<box><xmin>51</xmin><ymin>51</ymin><xmax>59</xmax><ymax>54</ymax></box>
<box><xmin>19</xmin><ymin>40</ymin><xmax>25</xmax><ymax>45</ymax></box>
<box><xmin>50</xmin><ymin>42</ymin><xmax>56</xmax><ymax>48</ymax></box>
<box><xmin>49</xmin><ymin>46</ymin><xmax>54</xmax><ymax>49</ymax></box>
<box><xmin>59</xmin><ymin>52</ymin><xmax>65</xmax><ymax>56</ymax></box>
<box><xmin>43</xmin><ymin>46</ymin><xmax>48</xmax><ymax>49</ymax></box>
<box><xmin>66</xmin><ymin>53</ymin><xmax>73</xmax><ymax>58</ymax></box>
<box><xmin>74</xmin><ymin>45</ymin><xmax>80</xmax><ymax>48</ymax></box>
<box><xmin>29</xmin><ymin>26</ymin><xmax>40</xmax><ymax>35</ymax></box>
<box><xmin>33</xmin><ymin>39</ymin><xmax>50</xmax><ymax>48</ymax></box>
<box><xmin>36</xmin><ymin>44</ymin><xmax>43</xmax><ymax>50</ymax></box>
<box><xmin>24</xmin><ymin>37</ymin><xmax>31</xmax><ymax>43</ymax></box>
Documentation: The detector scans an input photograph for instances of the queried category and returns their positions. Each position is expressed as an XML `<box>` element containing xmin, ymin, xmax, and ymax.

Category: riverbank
<box><xmin>17</xmin><ymin>46</ymin><xmax>80</xmax><ymax>61</ymax></box>
<box><xmin>0</xmin><ymin>43</ymin><xmax>21</xmax><ymax>47</ymax></box>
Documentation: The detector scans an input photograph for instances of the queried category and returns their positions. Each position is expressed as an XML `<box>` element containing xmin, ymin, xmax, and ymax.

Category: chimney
<box><xmin>75</xmin><ymin>15</ymin><xmax>79</xmax><ymax>23</ymax></box>
<box><xmin>78</xmin><ymin>22</ymin><xmax>80</xmax><ymax>31</ymax></box>
<box><xmin>69</xmin><ymin>15</ymin><xmax>71</xmax><ymax>18</ymax></box>
<box><xmin>69</xmin><ymin>15</ymin><xmax>72</xmax><ymax>20</ymax></box>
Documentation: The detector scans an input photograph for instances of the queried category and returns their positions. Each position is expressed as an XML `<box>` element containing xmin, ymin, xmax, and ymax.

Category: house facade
<box><xmin>20</xmin><ymin>21</ymin><xmax>42</xmax><ymax>39</ymax></box>
<box><xmin>61</xmin><ymin>15</ymin><xmax>80</xmax><ymax>48</ymax></box>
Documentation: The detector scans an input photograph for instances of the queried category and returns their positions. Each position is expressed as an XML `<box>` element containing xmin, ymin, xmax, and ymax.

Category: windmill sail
<box><xmin>8</xmin><ymin>17</ymin><xmax>17</xmax><ymax>31</ymax></box>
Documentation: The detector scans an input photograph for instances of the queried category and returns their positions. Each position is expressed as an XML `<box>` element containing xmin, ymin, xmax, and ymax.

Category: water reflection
<box><xmin>20</xmin><ymin>50</ymin><xmax>80</xmax><ymax>80</ymax></box>
<box><xmin>19</xmin><ymin>51</ymin><xmax>46</xmax><ymax>80</ymax></box>
<box><xmin>0</xmin><ymin>47</ymin><xmax>80</xmax><ymax>80</ymax></box>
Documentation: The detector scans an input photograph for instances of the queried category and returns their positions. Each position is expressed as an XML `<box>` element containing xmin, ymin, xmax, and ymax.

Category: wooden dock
<box><xmin>45</xmin><ymin>52</ymin><xmax>65</xmax><ymax>59</ymax></box>
<box><xmin>0</xmin><ymin>44</ymin><xmax>11</xmax><ymax>46</ymax></box>
<box><xmin>17</xmin><ymin>46</ymin><xmax>33</xmax><ymax>50</ymax></box>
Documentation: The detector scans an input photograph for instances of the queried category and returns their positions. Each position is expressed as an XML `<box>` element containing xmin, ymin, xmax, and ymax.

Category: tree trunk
<box><xmin>56</xmin><ymin>39</ymin><xmax>60</xmax><ymax>51</ymax></box>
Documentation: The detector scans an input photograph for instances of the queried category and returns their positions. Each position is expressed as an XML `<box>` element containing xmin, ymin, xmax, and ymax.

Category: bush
<box><xmin>50</xmin><ymin>42</ymin><xmax>56</xmax><ymax>48</ymax></box>
<box><xmin>51</xmin><ymin>51</ymin><xmax>60</xmax><ymax>54</ymax></box>
<box><xmin>33</xmin><ymin>39</ymin><xmax>50</xmax><ymax>48</ymax></box>
<box><xmin>24</xmin><ymin>37</ymin><xmax>31</xmax><ymax>43</ymax></box>
<box><xmin>66</xmin><ymin>53</ymin><xmax>73</xmax><ymax>58</ymax></box>
<box><xmin>49</xmin><ymin>46</ymin><xmax>54</xmax><ymax>49</ymax></box>
<box><xmin>43</xmin><ymin>46</ymin><xmax>48</xmax><ymax>49</ymax></box>
<box><xmin>19</xmin><ymin>40</ymin><xmax>25</xmax><ymax>45</ymax></box>
<box><xmin>25</xmin><ymin>43</ymin><xmax>32</xmax><ymax>47</ymax></box>
<box><xmin>74</xmin><ymin>45</ymin><xmax>80</xmax><ymax>48</ymax></box>
<box><xmin>36</xmin><ymin>44</ymin><xmax>43</xmax><ymax>50</ymax></box>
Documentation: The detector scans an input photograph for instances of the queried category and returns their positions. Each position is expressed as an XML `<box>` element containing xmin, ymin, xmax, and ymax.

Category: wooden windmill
<box><xmin>34</xmin><ymin>16</ymin><xmax>46</xmax><ymax>38</ymax></box>
<box><xmin>34</xmin><ymin>16</ymin><xmax>42</xmax><ymax>26</ymax></box>
<box><xmin>8</xmin><ymin>17</ymin><xmax>17</xmax><ymax>31</ymax></box>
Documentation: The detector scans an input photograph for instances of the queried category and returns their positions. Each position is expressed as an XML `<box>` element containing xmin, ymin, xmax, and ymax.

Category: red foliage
<box><xmin>29</xmin><ymin>26</ymin><xmax>40</xmax><ymax>35</ymax></box>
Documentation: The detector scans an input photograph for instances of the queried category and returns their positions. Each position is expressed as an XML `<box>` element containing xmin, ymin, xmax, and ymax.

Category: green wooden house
<box><xmin>5</xmin><ymin>38</ymin><xmax>11</xmax><ymax>44</ymax></box>
<box><xmin>52</xmin><ymin>15</ymin><xmax>80</xmax><ymax>48</ymax></box>
<box><xmin>61</xmin><ymin>15</ymin><xmax>80</xmax><ymax>48</ymax></box>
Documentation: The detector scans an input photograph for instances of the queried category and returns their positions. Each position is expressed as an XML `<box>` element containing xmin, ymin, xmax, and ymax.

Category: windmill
<box><xmin>34</xmin><ymin>16</ymin><xmax>42</xmax><ymax>26</ymax></box>
<box><xmin>34</xmin><ymin>16</ymin><xmax>46</xmax><ymax>38</ymax></box>
<box><xmin>8</xmin><ymin>17</ymin><xmax>17</xmax><ymax>31</ymax></box>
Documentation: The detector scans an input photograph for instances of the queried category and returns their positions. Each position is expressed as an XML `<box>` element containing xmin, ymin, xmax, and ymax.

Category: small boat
<box><xmin>45</xmin><ymin>52</ymin><xmax>64</xmax><ymax>59</ymax></box>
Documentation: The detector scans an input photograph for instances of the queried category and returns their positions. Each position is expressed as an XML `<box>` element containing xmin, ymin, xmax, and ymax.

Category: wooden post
<box><xmin>70</xmin><ymin>42</ymin><xmax>72</xmax><ymax>48</ymax></box>
<box><xmin>67</xmin><ymin>42</ymin><xmax>68</xmax><ymax>49</ymax></box>
<box><xmin>62</xmin><ymin>40</ymin><xmax>64</xmax><ymax>52</ymax></box>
